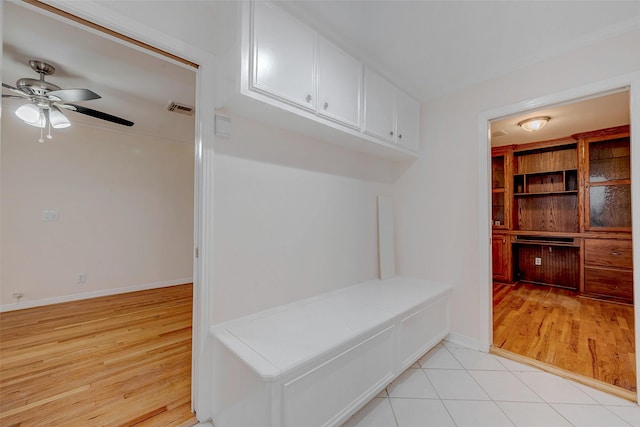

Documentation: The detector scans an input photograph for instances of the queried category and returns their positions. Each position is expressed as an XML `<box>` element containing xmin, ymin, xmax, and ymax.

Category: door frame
<box><xmin>3</xmin><ymin>0</ymin><xmax>218</xmax><ymax>420</ymax></box>
<box><xmin>478</xmin><ymin>72</ymin><xmax>640</xmax><ymax>395</ymax></box>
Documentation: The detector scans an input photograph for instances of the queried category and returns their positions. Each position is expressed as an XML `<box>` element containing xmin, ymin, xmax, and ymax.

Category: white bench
<box><xmin>210</xmin><ymin>276</ymin><xmax>452</xmax><ymax>427</ymax></box>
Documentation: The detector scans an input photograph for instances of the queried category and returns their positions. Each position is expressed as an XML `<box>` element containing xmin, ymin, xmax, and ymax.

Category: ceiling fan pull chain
<box><xmin>47</xmin><ymin>118</ymin><xmax>53</xmax><ymax>140</ymax></box>
<box><xmin>39</xmin><ymin>126</ymin><xmax>45</xmax><ymax>143</ymax></box>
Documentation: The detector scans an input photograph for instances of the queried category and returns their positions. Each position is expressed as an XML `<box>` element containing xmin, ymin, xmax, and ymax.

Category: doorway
<box><xmin>488</xmin><ymin>90</ymin><xmax>636</xmax><ymax>396</ymax></box>
<box><xmin>1</xmin><ymin>1</ymin><xmax>199</xmax><ymax>422</ymax></box>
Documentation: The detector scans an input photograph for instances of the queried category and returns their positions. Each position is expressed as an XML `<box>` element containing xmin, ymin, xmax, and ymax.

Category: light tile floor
<box><xmin>342</xmin><ymin>340</ymin><xmax>640</xmax><ymax>427</ymax></box>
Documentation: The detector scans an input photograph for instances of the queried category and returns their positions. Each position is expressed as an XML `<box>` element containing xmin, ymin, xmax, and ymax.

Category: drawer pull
<box><xmin>612</xmin><ymin>252</ymin><xmax>620</xmax><ymax>256</ymax></box>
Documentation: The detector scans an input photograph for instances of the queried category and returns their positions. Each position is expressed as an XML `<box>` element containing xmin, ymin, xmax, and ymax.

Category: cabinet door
<box><xmin>395</xmin><ymin>89</ymin><xmax>420</xmax><ymax>152</ymax></box>
<box><xmin>585</xmin><ymin>136</ymin><xmax>631</xmax><ymax>231</ymax></box>
<box><xmin>316</xmin><ymin>37</ymin><xmax>362</xmax><ymax>129</ymax></box>
<box><xmin>251</xmin><ymin>2</ymin><xmax>316</xmax><ymax>111</ymax></box>
<box><xmin>363</xmin><ymin>68</ymin><xmax>395</xmax><ymax>143</ymax></box>
<box><xmin>492</xmin><ymin>234</ymin><xmax>508</xmax><ymax>281</ymax></box>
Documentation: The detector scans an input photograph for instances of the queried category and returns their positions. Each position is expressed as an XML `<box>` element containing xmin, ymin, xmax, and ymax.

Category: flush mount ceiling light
<box><xmin>2</xmin><ymin>60</ymin><xmax>134</xmax><ymax>143</ymax></box>
<box><xmin>518</xmin><ymin>116</ymin><xmax>550</xmax><ymax>132</ymax></box>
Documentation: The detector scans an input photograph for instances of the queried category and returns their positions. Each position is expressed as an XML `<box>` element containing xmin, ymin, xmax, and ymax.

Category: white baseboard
<box><xmin>445</xmin><ymin>332</ymin><xmax>485</xmax><ymax>352</ymax></box>
<box><xmin>0</xmin><ymin>278</ymin><xmax>193</xmax><ymax>313</ymax></box>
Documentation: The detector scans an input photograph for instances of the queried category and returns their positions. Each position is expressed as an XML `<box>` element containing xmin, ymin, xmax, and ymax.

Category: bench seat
<box><xmin>210</xmin><ymin>276</ymin><xmax>452</xmax><ymax>427</ymax></box>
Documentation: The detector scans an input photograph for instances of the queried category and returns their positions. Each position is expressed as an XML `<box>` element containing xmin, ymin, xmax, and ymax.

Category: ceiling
<box><xmin>2</xmin><ymin>1</ymin><xmax>638</xmax><ymax>146</ymax></box>
<box><xmin>279</xmin><ymin>1</ymin><xmax>640</xmax><ymax>102</ymax></box>
<box><xmin>491</xmin><ymin>90</ymin><xmax>630</xmax><ymax>146</ymax></box>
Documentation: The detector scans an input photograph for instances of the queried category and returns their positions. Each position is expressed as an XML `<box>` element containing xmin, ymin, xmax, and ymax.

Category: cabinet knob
<box><xmin>323</xmin><ymin>102</ymin><xmax>329</xmax><ymax>110</ymax></box>
<box><xmin>306</xmin><ymin>94</ymin><xmax>312</xmax><ymax>103</ymax></box>
<box><xmin>398</xmin><ymin>134</ymin><xmax>403</xmax><ymax>139</ymax></box>
<box><xmin>390</xmin><ymin>131</ymin><xmax>394</xmax><ymax>136</ymax></box>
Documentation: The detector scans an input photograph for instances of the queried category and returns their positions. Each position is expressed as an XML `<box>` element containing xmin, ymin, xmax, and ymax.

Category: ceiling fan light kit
<box><xmin>49</xmin><ymin>108</ymin><xmax>71</xmax><ymax>129</ymax></box>
<box><xmin>15</xmin><ymin>103</ymin><xmax>43</xmax><ymax>125</ymax></box>
<box><xmin>2</xmin><ymin>59</ymin><xmax>134</xmax><ymax>143</ymax></box>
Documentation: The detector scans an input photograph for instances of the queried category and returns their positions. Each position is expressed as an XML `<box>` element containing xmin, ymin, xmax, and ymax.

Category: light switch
<box><xmin>214</xmin><ymin>113</ymin><xmax>232</xmax><ymax>138</ymax></box>
<box><xmin>42</xmin><ymin>210</ymin><xmax>59</xmax><ymax>221</ymax></box>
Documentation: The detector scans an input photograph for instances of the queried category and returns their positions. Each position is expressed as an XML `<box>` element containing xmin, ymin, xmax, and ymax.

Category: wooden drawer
<box><xmin>584</xmin><ymin>238</ymin><xmax>632</xmax><ymax>269</ymax></box>
<box><xmin>584</xmin><ymin>267</ymin><xmax>633</xmax><ymax>302</ymax></box>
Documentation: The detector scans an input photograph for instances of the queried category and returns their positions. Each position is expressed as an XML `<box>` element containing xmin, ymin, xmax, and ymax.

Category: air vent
<box><xmin>167</xmin><ymin>100</ymin><xmax>195</xmax><ymax>116</ymax></box>
<box><xmin>491</xmin><ymin>129</ymin><xmax>508</xmax><ymax>138</ymax></box>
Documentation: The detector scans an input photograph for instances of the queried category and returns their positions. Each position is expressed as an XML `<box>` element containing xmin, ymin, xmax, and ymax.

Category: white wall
<box><xmin>0</xmin><ymin>114</ymin><xmax>194</xmax><ymax>309</ymax></box>
<box><xmin>394</xmin><ymin>29</ymin><xmax>640</xmax><ymax>347</ymax></box>
<box><xmin>212</xmin><ymin>113</ymin><xmax>397</xmax><ymax>323</ymax></box>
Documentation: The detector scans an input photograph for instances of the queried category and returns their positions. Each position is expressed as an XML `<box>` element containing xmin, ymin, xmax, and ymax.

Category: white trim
<box><xmin>0</xmin><ymin>1</ymin><xmax>4</xmax><ymax>325</ymax></box>
<box><xmin>19</xmin><ymin>1</ymin><xmax>217</xmax><ymax>421</ymax></box>
<box><xmin>631</xmin><ymin>74</ymin><xmax>640</xmax><ymax>404</ymax></box>
<box><xmin>0</xmin><ymin>278</ymin><xmax>193</xmax><ymax>313</ymax></box>
<box><xmin>478</xmin><ymin>72</ymin><xmax>640</xmax><ymax>396</ymax></box>
<box><xmin>445</xmin><ymin>333</ymin><xmax>482</xmax><ymax>351</ymax></box>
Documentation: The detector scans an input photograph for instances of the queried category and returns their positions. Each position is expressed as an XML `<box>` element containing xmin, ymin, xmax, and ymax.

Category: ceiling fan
<box><xmin>2</xmin><ymin>59</ymin><xmax>134</xmax><ymax>142</ymax></box>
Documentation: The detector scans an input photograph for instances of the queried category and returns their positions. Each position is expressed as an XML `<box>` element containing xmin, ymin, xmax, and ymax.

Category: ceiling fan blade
<box><xmin>68</xmin><ymin>103</ymin><xmax>134</xmax><ymax>127</ymax></box>
<box><xmin>2</xmin><ymin>94</ymin><xmax>26</xmax><ymax>99</ymax></box>
<box><xmin>2</xmin><ymin>82</ymin><xmax>29</xmax><ymax>97</ymax></box>
<box><xmin>48</xmin><ymin>88</ymin><xmax>101</xmax><ymax>102</ymax></box>
<box><xmin>2</xmin><ymin>82</ymin><xmax>18</xmax><ymax>90</ymax></box>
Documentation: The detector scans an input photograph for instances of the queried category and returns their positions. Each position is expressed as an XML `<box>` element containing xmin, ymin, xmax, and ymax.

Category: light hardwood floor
<box><xmin>0</xmin><ymin>284</ymin><xmax>195</xmax><ymax>426</ymax></box>
<box><xmin>493</xmin><ymin>282</ymin><xmax>636</xmax><ymax>393</ymax></box>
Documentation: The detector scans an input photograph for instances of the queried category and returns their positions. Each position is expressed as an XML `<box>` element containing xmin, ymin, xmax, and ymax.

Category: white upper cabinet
<box><xmin>229</xmin><ymin>1</ymin><xmax>420</xmax><ymax>160</ymax></box>
<box><xmin>316</xmin><ymin>37</ymin><xmax>362</xmax><ymax>129</ymax></box>
<box><xmin>395</xmin><ymin>90</ymin><xmax>420</xmax><ymax>152</ymax></box>
<box><xmin>251</xmin><ymin>1</ymin><xmax>317</xmax><ymax>111</ymax></box>
<box><xmin>363</xmin><ymin>69</ymin><xmax>396</xmax><ymax>143</ymax></box>
<box><xmin>364</xmin><ymin>67</ymin><xmax>420</xmax><ymax>151</ymax></box>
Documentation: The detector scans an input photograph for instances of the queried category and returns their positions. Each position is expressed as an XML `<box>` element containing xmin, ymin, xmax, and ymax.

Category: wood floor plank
<box><xmin>493</xmin><ymin>282</ymin><xmax>636</xmax><ymax>393</ymax></box>
<box><xmin>0</xmin><ymin>284</ymin><xmax>195</xmax><ymax>426</ymax></box>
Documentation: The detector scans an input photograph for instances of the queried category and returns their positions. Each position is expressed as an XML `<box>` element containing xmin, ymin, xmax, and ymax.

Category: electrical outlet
<box><xmin>76</xmin><ymin>273</ymin><xmax>86</xmax><ymax>284</ymax></box>
<box><xmin>535</xmin><ymin>257</ymin><xmax>542</xmax><ymax>266</ymax></box>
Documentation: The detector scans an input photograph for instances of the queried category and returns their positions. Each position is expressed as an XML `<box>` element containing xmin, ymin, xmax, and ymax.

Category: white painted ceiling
<box><xmin>2</xmin><ymin>1</ymin><xmax>638</xmax><ymax>145</ymax></box>
<box><xmin>279</xmin><ymin>0</ymin><xmax>640</xmax><ymax>101</ymax></box>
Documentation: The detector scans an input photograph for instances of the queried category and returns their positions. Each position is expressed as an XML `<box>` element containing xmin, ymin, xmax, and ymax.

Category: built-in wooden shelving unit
<box><xmin>492</xmin><ymin>125</ymin><xmax>632</xmax><ymax>304</ymax></box>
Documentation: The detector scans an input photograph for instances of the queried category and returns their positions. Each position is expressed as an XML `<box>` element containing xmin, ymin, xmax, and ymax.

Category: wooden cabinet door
<box><xmin>251</xmin><ymin>1</ymin><xmax>316</xmax><ymax>111</ymax></box>
<box><xmin>584</xmin><ymin>134</ymin><xmax>631</xmax><ymax>231</ymax></box>
<box><xmin>492</xmin><ymin>234</ymin><xmax>508</xmax><ymax>282</ymax></box>
<box><xmin>395</xmin><ymin>89</ymin><xmax>420</xmax><ymax>152</ymax></box>
<box><xmin>363</xmin><ymin>68</ymin><xmax>395</xmax><ymax>143</ymax></box>
<box><xmin>316</xmin><ymin>37</ymin><xmax>362</xmax><ymax>129</ymax></box>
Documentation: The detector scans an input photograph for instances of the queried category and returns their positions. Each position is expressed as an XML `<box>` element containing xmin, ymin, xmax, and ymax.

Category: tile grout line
<box><xmin>346</xmin><ymin>340</ymin><xmax>638</xmax><ymax>426</ymax></box>
<box><xmin>417</xmin><ymin>354</ymin><xmax>460</xmax><ymax>427</ymax></box>
<box><xmin>384</xmin><ymin>390</ymin><xmax>401</xmax><ymax>427</ymax></box>
<box><xmin>452</xmin><ymin>342</ymin><xmax>634</xmax><ymax>426</ymax></box>
<box><xmin>443</xmin><ymin>342</ymin><xmax>517</xmax><ymax>426</ymax></box>
<box><xmin>470</xmin><ymin>350</ymin><xmax>571</xmax><ymax>426</ymax></box>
